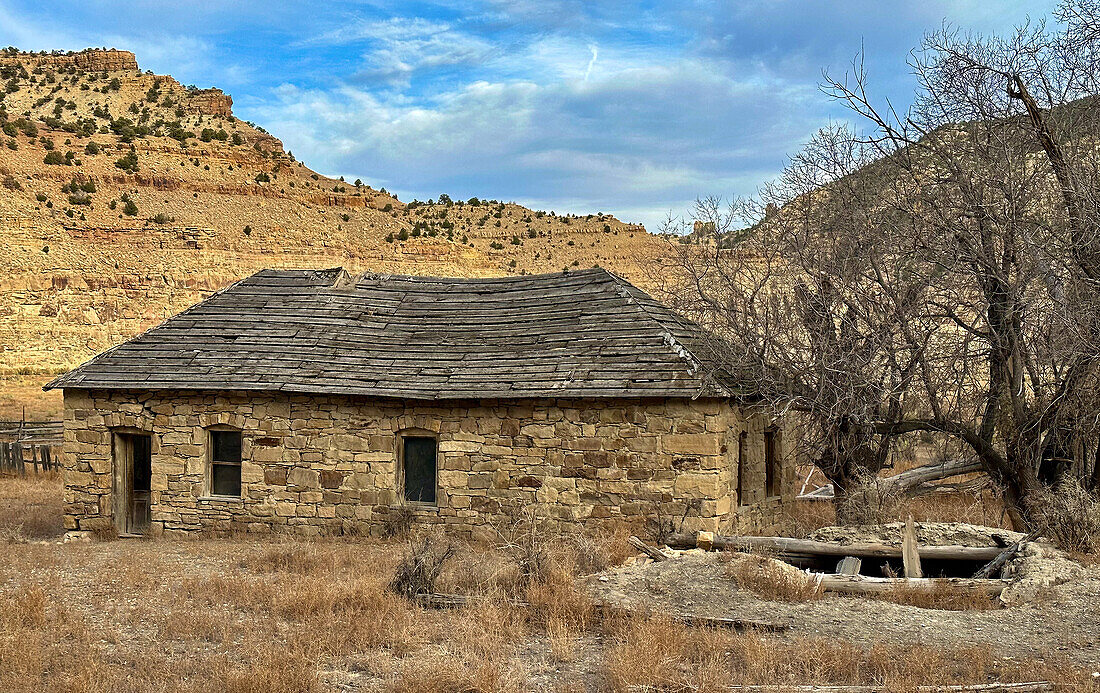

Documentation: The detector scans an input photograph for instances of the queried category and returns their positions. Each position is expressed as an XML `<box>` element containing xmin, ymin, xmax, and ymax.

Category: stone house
<box><xmin>47</xmin><ymin>268</ymin><xmax>795</xmax><ymax>538</ymax></box>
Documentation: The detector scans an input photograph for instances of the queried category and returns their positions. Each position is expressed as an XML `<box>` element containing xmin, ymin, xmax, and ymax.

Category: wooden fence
<box><xmin>0</xmin><ymin>420</ymin><xmax>63</xmax><ymax>475</ymax></box>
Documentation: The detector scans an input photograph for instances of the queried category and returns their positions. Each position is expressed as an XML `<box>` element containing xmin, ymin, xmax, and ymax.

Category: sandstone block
<box><xmin>287</xmin><ymin>467</ymin><xmax>320</xmax><ymax>489</ymax></box>
<box><xmin>663</xmin><ymin>434</ymin><xmax>721</xmax><ymax>455</ymax></box>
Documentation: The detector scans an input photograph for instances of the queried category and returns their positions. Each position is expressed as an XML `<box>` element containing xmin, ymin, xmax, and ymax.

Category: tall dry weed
<box><xmin>1033</xmin><ymin>479</ymin><xmax>1100</xmax><ymax>553</ymax></box>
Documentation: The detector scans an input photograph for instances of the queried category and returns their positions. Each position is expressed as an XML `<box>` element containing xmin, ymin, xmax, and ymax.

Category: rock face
<box><xmin>60</xmin><ymin>389</ymin><xmax>796</xmax><ymax>538</ymax></box>
<box><xmin>0</xmin><ymin>49</ymin><xmax>138</xmax><ymax>72</ymax></box>
<box><xmin>183</xmin><ymin>88</ymin><xmax>233</xmax><ymax>117</ymax></box>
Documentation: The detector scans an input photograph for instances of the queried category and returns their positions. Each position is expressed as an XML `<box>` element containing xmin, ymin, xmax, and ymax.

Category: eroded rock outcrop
<box><xmin>0</xmin><ymin>48</ymin><xmax>138</xmax><ymax>72</ymax></box>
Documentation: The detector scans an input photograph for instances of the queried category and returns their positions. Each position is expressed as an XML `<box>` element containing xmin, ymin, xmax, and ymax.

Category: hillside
<box><xmin>0</xmin><ymin>48</ymin><xmax>670</xmax><ymax>416</ymax></box>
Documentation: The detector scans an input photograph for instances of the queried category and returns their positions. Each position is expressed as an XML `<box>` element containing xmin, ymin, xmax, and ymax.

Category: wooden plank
<box><xmin>902</xmin><ymin>516</ymin><xmax>923</xmax><ymax>578</ymax></box>
<box><xmin>819</xmin><ymin>575</ymin><xmax>1007</xmax><ymax>597</ymax></box>
<box><xmin>836</xmin><ymin>557</ymin><xmax>862</xmax><ymax>575</ymax></box>
<box><xmin>666</xmin><ymin>533</ymin><xmax>1002</xmax><ymax>561</ymax></box>
<box><xmin>973</xmin><ymin>527</ymin><xmax>1043</xmax><ymax>579</ymax></box>
<box><xmin>629</xmin><ymin>536</ymin><xmax>670</xmax><ymax>562</ymax></box>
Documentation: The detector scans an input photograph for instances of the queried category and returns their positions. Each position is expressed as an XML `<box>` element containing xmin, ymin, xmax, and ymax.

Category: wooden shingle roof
<box><xmin>46</xmin><ymin>267</ymin><xmax>740</xmax><ymax>400</ymax></box>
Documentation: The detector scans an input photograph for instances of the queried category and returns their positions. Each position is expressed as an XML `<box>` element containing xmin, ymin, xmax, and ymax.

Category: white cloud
<box><xmin>252</xmin><ymin>43</ymin><xmax>822</xmax><ymax>231</ymax></box>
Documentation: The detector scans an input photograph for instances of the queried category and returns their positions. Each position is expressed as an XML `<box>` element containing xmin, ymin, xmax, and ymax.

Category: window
<box><xmin>736</xmin><ymin>431</ymin><xmax>748</xmax><ymax>506</ymax></box>
<box><xmin>401</xmin><ymin>436</ymin><xmax>437</xmax><ymax>504</ymax></box>
<box><xmin>764</xmin><ymin>429</ymin><xmax>779</xmax><ymax>498</ymax></box>
<box><xmin>209</xmin><ymin>429</ymin><xmax>242</xmax><ymax>497</ymax></box>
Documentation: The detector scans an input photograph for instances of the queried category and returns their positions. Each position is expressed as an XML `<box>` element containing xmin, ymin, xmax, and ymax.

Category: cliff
<box><xmin>0</xmin><ymin>48</ymin><xmax>138</xmax><ymax>72</ymax></box>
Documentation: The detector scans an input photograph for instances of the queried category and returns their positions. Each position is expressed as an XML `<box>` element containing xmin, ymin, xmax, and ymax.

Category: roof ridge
<box><xmin>598</xmin><ymin>271</ymin><xmax>724</xmax><ymax>394</ymax></box>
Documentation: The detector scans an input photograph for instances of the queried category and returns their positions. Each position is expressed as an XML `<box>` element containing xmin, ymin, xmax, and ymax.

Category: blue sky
<box><xmin>0</xmin><ymin>1</ymin><xmax>1059</xmax><ymax>230</ymax></box>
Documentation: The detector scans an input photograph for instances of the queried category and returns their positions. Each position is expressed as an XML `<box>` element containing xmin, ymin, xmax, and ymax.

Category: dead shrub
<box><xmin>721</xmin><ymin>552</ymin><xmax>823</xmax><ymax>602</ymax></box>
<box><xmin>1032</xmin><ymin>479</ymin><xmax>1100</xmax><ymax>553</ymax></box>
<box><xmin>389</xmin><ymin>533</ymin><xmax>457</xmax><ymax>597</ymax></box>
<box><xmin>492</xmin><ymin>508</ymin><xmax>630</xmax><ymax>587</ymax></box>
<box><xmin>492</xmin><ymin>507</ymin><xmax>556</xmax><ymax>583</ymax></box>
<box><xmin>567</xmin><ymin>523</ymin><xmax>634</xmax><ymax>575</ymax></box>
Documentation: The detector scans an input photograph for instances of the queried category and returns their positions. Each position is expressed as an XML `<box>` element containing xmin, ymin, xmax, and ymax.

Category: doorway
<box><xmin>114</xmin><ymin>432</ymin><xmax>152</xmax><ymax>534</ymax></box>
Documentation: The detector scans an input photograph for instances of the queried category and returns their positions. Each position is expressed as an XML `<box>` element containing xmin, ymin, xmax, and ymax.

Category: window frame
<box><xmin>736</xmin><ymin>430</ymin><xmax>748</xmax><ymax>506</ymax></box>
<box><xmin>206</xmin><ymin>426</ymin><xmax>243</xmax><ymax>498</ymax></box>
<box><xmin>764</xmin><ymin>428</ymin><xmax>780</xmax><ymax>499</ymax></box>
<box><xmin>397</xmin><ymin>431</ymin><xmax>439</xmax><ymax>506</ymax></box>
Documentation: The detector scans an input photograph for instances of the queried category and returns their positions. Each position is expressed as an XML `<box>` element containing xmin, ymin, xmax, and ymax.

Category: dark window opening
<box><xmin>736</xmin><ymin>431</ymin><xmax>748</xmax><ymax>506</ymax></box>
<box><xmin>402</xmin><ymin>436</ymin><xmax>437</xmax><ymax>504</ymax></box>
<box><xmin>764</xmin><ymin>429</ymin><xmax>779</xmax><ymax>498</ymax></box>
<box><xmin>210</xmin><ymin>429</ymin><xmax>242</xmax><ymax>497</ymax></box>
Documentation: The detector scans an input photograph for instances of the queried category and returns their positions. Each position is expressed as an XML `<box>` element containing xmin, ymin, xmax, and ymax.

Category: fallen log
<box><xmin>890</xmin><ymin>458</ymin><xmax>985</xmax><ymax>493</ymax></box>
<box><xmin>726</xmin><ymin>682</ymin><xmax>1052</xmax><ymax>692</ymax></box>
<box><xmin>666</xmin><ymin>533</ymin><xmax>1002</xmax><ymax>561</ymax></box>
<box><xmin>796</xmin><ymin>459</ymin><xmax>985</xmax><ymax>501</ymax></box>
<box><xmin>628</xmin><ymin>535</ymin><xmax>670</xmax><ymax>561</ymax></box>
<box><xmin>819</xmin><ymin>574</ymin><xmax>1008</xmax><ymax>597</ymax></box>
<box><xmin>973</xmin><ymin>526</ymin><xmax>1043</xmax><ymax>579</ymax></box>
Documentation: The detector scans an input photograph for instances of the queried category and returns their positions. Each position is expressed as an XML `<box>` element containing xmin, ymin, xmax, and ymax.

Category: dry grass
<box><xmin>872</xmin><ymin>581</ymin><xmax>1002</xmax><ymax>611</ymax></box>
<box><xmin>603</xmin><ymin>616</ymin><xmax>1097</xmax><ymax>692</ymax></box>
<box><xmin>0</xmin><ymin>470</ymin><xmax>63</xmax><ymax>541</ymax></box>
<box><xmin>721</xmin><ymin>552</ymin><xmax>824</xmax><ymax>602</ymax></box>
<box><xmin>0</xmin><ymin>474</ymin><xmax>1094</xmax><ymax>692</ymax></box>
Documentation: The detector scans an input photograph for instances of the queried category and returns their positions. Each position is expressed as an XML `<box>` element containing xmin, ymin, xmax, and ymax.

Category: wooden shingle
<box><xmin>46</xmin><ymin>268</ymin><xmax>741</xmax><ymax>400</ymax></box>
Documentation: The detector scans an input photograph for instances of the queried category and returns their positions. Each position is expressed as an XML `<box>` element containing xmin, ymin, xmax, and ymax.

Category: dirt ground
<box><xmin>590</xmin><ymin>551</ymin><xmax>1100</xmax><ymax>669</ymax></box>
<box><xmin>2</xmin><ymin>474</ymin><xmax>1099</xmax><ymax>692</ymax></box>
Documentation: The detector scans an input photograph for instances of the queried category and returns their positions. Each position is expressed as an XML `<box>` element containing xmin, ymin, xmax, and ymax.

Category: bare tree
<box><xmin>667</xmin><ymin>1</ymin><xmax>1100</xmax><ymax>536</ymax></box>
<box><xmin>658</xmin><ymin>126</ymin><xmax>939</xmax><ymax>522</ymax></box>
<box><xmin>820</xmin><ymin>2</ymin><xmax>1100</xmax><ymax>531</ymax></box>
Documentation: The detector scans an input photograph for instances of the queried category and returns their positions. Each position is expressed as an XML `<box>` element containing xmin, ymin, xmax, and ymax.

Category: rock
<box><xmin>1000</xmin><ymin>541</ymin><xmax>1088</xmax><ymax>605</ymax></box>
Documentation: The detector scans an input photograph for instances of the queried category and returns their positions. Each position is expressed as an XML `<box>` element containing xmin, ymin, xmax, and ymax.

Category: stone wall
<box><xmin>61</xmin><ymin>389</ymin><xmax>795</xmax><ymax>539</ymax></box>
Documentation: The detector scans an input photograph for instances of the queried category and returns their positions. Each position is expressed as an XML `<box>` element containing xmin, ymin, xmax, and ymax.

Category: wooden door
<box><xmin>115</xmin><ymin>433</ymin><xmax>152</xmax><ymax>534</ymax></box>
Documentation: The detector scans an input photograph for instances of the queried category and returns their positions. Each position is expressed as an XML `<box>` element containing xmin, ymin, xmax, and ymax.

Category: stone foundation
<box><xmin>61</xmin><ymin>389</ymin><xmax>795</xmax><ymax>538</ymax></box>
